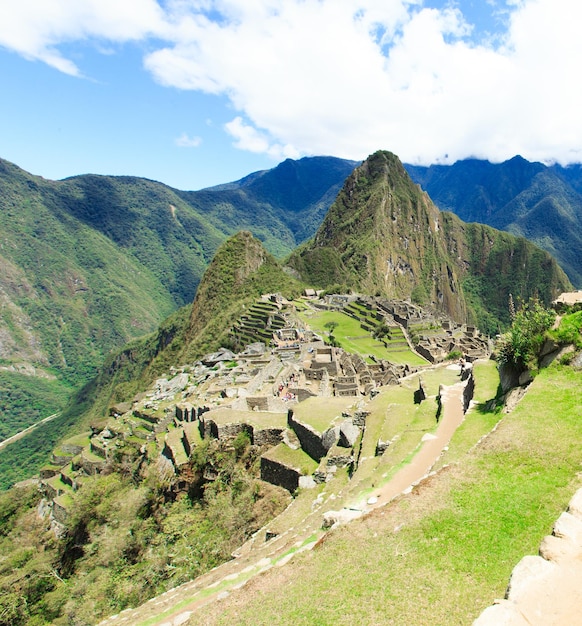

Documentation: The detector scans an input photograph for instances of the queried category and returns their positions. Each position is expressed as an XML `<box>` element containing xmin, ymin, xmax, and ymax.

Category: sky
<box><xmin>1</xmin><ymin>0</ymin><xmax>582</xmax><ymax>191</ymax></box>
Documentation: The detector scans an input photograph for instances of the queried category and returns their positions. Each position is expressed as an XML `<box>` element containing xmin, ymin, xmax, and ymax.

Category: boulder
<box><xmin>539</xmin><ymin>534</ymin><xmax>574</xmax><ymax>563</ymax></box>
<box><xmin>338</xmin><ymin>420</ymin><xmax>360</xmax><ymax>448</ymax></box>
<box><xmin>472</xmin><ymin>600</ymin><xmax>529</xmax><ymax>626</ymax></box>
<box><xmin>322</xmin><ymin>426</ymin><xmax>340</xmax><ymax>451</ymax></box>
<box><xmin>322</xmin><ymin>508</ymin><xmax>362</xmax><ymax>530</ymax></box>
<box><xmin>552</xmin><ymin>511</ymin><xmax>582</xmax><ymax>545</ymax></box>
<box><xmin>505</xmin><ymin>555</ymin><xmax>556</xmax><ymax>603</ymax></box>
<box><xmin>567</xmin><ymin>487</ymin><xmax>582</xmax><ymax>519</ymax></box>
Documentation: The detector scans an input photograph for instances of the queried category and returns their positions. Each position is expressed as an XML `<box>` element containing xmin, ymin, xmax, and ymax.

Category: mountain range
<box><xmin>405</xmin><ymin>155</ymin><xmax>582</xmax><ymax>287</ymax></box>
<box><xmin>0</xmin><ymin>149</ymin><xmax>579</xmax><ymax>626</ymax></box>
<box><xmin>0</xmin><ymin>156</ymin><xmax>355</xmax><ymax>438</ymax></box>
<box><xmin>0</xmin><ymin>148</ymin><xmax>578</xmax><ymax>453</ymax></box>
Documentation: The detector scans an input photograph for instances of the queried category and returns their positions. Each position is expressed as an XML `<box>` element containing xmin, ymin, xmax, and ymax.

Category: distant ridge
<box><xmin>289</xmin><ymin>150</ymin><xmax>571</xmax><ymax>332</ymax></box>
<box><xmin>405</xmin><ymin>156</ymin><xmax>582</xmax><ymax>287</ymax></box>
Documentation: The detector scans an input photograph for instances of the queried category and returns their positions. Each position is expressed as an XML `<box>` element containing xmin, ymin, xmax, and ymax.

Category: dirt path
<box><xmin>0</xmin><ymin>412</ymin><xmax>59</xmax><ymax>452</ymax></box>
<box><xmin>361</xmin><ymin>381</ymin><xmax>466</xmax><ymax>512</ymax></box>
<box><xmin>99</xmin><ymin>379</ymin><xmax>469</xmax><ymax>626</ymax></box>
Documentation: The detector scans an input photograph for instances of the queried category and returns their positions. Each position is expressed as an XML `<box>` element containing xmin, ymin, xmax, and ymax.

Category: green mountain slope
<box><xmin>406</xmin><ymin>156</ymin><xmax>582</xmax><ymax>287</ymax></box>
<box><xmin>0</xmin><ymin>156</ymin><xmax>353</xmax><ymax>439</ymax></box>
<box><xmin>179</xmin><ymin>156</ymin><xmax>358</xmax><ymax>256</ymax></box>
<box><xmin>0</xmin><ymin>232</ymin><xmax>303</xmax><ymax>488</ymax></box>
<box><xmin>289</xmin><ymin>151</ymin><xmax>571</xmax><ymax>332</ymax></box>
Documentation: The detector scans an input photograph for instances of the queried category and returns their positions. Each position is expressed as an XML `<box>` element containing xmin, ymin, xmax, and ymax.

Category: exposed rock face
<box><xmin>287</xmin><ymin>410</ymin><xmax>328</xmax><ymax>462</ymax></box>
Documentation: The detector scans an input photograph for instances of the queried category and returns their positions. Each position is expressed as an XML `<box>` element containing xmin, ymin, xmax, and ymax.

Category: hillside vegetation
<box><xmin>0</xmin><ymin>214</ymin><xmax>579</xmax><ymax>625</ymax></box>
<box><xmin>406</xmin><ymin>155</ymin><xmax>582</xmax><ymax>287</ymax></box>
<box><xmin>290</xmin><ymin>151</ymin><xmax>571</xmax><ymax>333</ymax></box>
<box><xmin>0</xmin><ymin>156</ymin><xmax>353</xmax><ymax>439</ymax></box>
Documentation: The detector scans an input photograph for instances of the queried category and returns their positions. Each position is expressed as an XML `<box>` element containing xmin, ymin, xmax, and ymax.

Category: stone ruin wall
<box><xmin>287</xmin><ymin>410</ymin><xmax>327</xmax><ymax>462</ymax></box>
<box><xmin>260</xmin><ymin>456</ymin><xmax>300</xmax><ymax>492</ymax></box>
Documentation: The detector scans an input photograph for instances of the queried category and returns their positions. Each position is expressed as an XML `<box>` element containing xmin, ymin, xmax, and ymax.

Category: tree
<box><xmin>324</xmin><ymin>321</ymin><xmax>338</xmax><ymax>335</ymax></box>
<box><xmin>496</xmin><ymin>297</ymin><xmax>555</xmax><ymax>372</ymax></box>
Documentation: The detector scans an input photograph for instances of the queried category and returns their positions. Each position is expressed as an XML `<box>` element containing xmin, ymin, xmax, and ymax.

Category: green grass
<box><xmin>298</xmin><ymin>308</ymin><xmax>427</xmax><ymax>365</ymax></box>
<box><xmin>264</xmin><ymin>444</ymin><xmax>319</xmax><ymax>475</ymax></box>
<box><xmin>198</xmin><ymin>364</ymin><xmax>582</xmax><ymax>625</ymax></box>
<box><xmin>435</xmin><ymin>360</ymin><xmax>501</xmax><ymax>469</ymax></box>
<box><xmin>291</xmin><ymin>397</ymin><xmax>356</xmax><ymax>433</ymax></box>
<box><xmin>0</xmin><ymin>371</ymin><xmax>72</xmax><ymax>441</ymax></box>
<box><xmin>204</xmin><ymin>408</ymin><xmax>287</xmax><ymax>430</ymax></box>
<box><xmin>165</xmin><ymin>429</ymin><xmax>188</xmax><ymax>466</ymax></box>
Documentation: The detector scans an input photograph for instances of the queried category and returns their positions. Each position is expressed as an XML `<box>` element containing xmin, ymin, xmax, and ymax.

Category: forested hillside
<box><xmin>406</xmin><ymin>156</ymin><xmax>582</xmax><ymax>287</ymax></box>
<box><xmin>0</xmin><ymin>156</ymin><xmax>354</xmax><ymax>441</ymax></box>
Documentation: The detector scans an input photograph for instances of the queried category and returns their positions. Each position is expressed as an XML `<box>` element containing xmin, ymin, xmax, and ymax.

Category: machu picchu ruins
<box><xmin>38</xmin><ymin>292</ymin><xmax>489</xmax><ymax>532</ymax></box>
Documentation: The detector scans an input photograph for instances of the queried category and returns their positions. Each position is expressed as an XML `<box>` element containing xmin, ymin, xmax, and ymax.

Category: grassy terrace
<box><xmin>196</xmin><ymin>364</ymin><xmax>582</xmax><ymax>626</ymax></box>
<box><xmin>345</xmin><ymin>368</ymin><xmax>459</xmax><ymax>492</ymax></box>
<box><xmin>203</xmin><ymin>408</ymin><xmax>288</xmax><ymax>430</ymax></box>
<box><xmin>291</xmin><ymin>396</ymin><xmax>357</xmax><ymax>433</ymax></box>
<box><xmin>61</xmin><ymin>432</ymin><xmax>91</xmax><ymax>448</ymax></box>
<box><xmin>298</xmin><ymin>307</ymin><xmax>427</xmax><ymax>365</ymax></box>
<box><xmin>263</xmin><ymin>443</ymin><xmax>319</xmax><ymax>475</ymax></box>
<box><xmin>434</xmin><ymin>359</ymin><xmax>501</xmax><ymax>470</ymax></box>
<box><xmin>165</xmin><ymin>428</ymin><xmax>188</xmax><ymax>466</ymax></box>
<box><xmin>183</xmin><ymin>422</ymin><xmax>203</xmax><ymax>447</ymax></box>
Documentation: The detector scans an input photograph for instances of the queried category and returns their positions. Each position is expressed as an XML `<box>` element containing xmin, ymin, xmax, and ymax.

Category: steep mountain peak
<box><xmin>288</xmin><ymin>150</ymin><xmax>465</xmax><ymax>317</ymax></box>
<box><xmin>185</xmin><ymin>231</ymin><xmax>302</xmax><ymax>356</ymax></box>
<box><xmin>288</xmin><ymin>150</ymin><xmax>570</xmax><ymax>329</ymax></box>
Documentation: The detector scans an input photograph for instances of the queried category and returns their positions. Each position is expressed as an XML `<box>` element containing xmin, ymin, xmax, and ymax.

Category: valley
<box><xmin>1</xmin><ymin>149</ymin><xmax>581</xmax><ymax>626</ymax></box>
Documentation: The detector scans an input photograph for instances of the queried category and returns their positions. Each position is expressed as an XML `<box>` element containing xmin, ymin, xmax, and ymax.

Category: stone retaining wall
<box><xmin>260</xmin><ymin>456</ymin><xmax>300</xmax><ymax>492</ymax></box>
<box><xmin>463</xmin><ymin>372</ymin><xmax>475</xmax><ymax>413</ymax></box>
<box><xmin>254</xmin><ymin>428</ymin><xmax>284</xmax><ymax>447</ymax></box>
<box><xmin>287</xmin><ymin>410</ymin><xmax>327</xmax><ymax>461</ymax></box>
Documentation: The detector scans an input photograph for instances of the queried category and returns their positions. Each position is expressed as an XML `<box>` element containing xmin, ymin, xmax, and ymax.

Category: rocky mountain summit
<box><xmin>289</xmin><ymin>151</ymin><xmax>571</xmax><ymax>332</ymax></box>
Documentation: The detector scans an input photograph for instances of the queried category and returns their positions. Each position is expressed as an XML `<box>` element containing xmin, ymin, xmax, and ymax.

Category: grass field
<box><xmin>298</xmin><ymin>308</ymin><xmax>428</xmax><ymax>366</ymax></box>
<box><xmin>194</xmin><ymin>363</ymin><xmax>582</xmax><ymax>625</ymax></box>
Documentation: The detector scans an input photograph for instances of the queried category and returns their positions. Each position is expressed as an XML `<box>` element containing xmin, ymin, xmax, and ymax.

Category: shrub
<box><xmin>495</xmin><ymin>298</ymin><xmax>555</xmax><ymax>371</ymax></box>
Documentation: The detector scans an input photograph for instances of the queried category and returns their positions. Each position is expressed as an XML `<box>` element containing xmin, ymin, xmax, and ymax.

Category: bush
<box><xmin>495</xmin><ymin>298</ymin><xmax>555</xmax><ymax>371</ymax></box>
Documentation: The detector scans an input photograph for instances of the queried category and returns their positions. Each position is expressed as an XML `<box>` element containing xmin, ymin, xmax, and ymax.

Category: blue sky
<box><xmin>1</xmin><ymin>0</ymin><xmax>581</xmax><ymax>191</ymax></box>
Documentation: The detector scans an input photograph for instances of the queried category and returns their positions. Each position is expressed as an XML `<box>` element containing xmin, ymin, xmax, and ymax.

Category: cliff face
<box><xmin>288</xmin><ymin>151</ymin><xmax>571</xmax><ymax>330</ymax></box>
<box><xmin>406</xmin><ymin>155</ymin><xmax>582</xmax><ymax>287</ymax></box>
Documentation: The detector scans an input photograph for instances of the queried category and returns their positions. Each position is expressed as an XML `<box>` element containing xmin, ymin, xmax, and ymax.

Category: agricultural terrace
<box><xmin>298</xmin><ymin>307</ymin><xmax>427</xmax><ymax>365</ymax></box>
<box><xmin>194</xmin><ymin>364</ymin><xmax>582</xmax><ymax>626</ymax></box>
<box><xmin>290</xmin><ymin>396</ymin><xmax>359</xmax><ymax>433</ymax></box>
<box><xmin>202</xmin><ymin>408</ymin><xmax>287</xmax><ymax>430</ymax></box>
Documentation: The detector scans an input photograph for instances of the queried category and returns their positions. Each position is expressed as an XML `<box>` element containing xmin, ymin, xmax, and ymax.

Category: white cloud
<box><xmin>2</xmin><ymin>0</ymin><xmax>582</xmax><ymax>165</ymax></box>
<box><xmin>0</xmin><ymin>0</ymin><xmax>168</xmax><ymax>75</ymax></box>
<box><xmin>175</xmin><ymin>133</ymin><xmax>202</xmax><ymax>147</ymax></box>
<box><xmin>224</xmin><ymin>116</ymin><xmax>300</xmax><ymax>159</ymax></box>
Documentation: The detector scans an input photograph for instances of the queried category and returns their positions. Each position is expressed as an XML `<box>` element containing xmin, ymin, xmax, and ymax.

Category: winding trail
<box><xmin>0</xmin><ymin>412</ymin><xmax>60</xmax><ymax>452</ymax></box>
<box><xmin>99</xmin><ymin>377</ymin><xmax>468</xmax><ymax>626</ymax></box>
